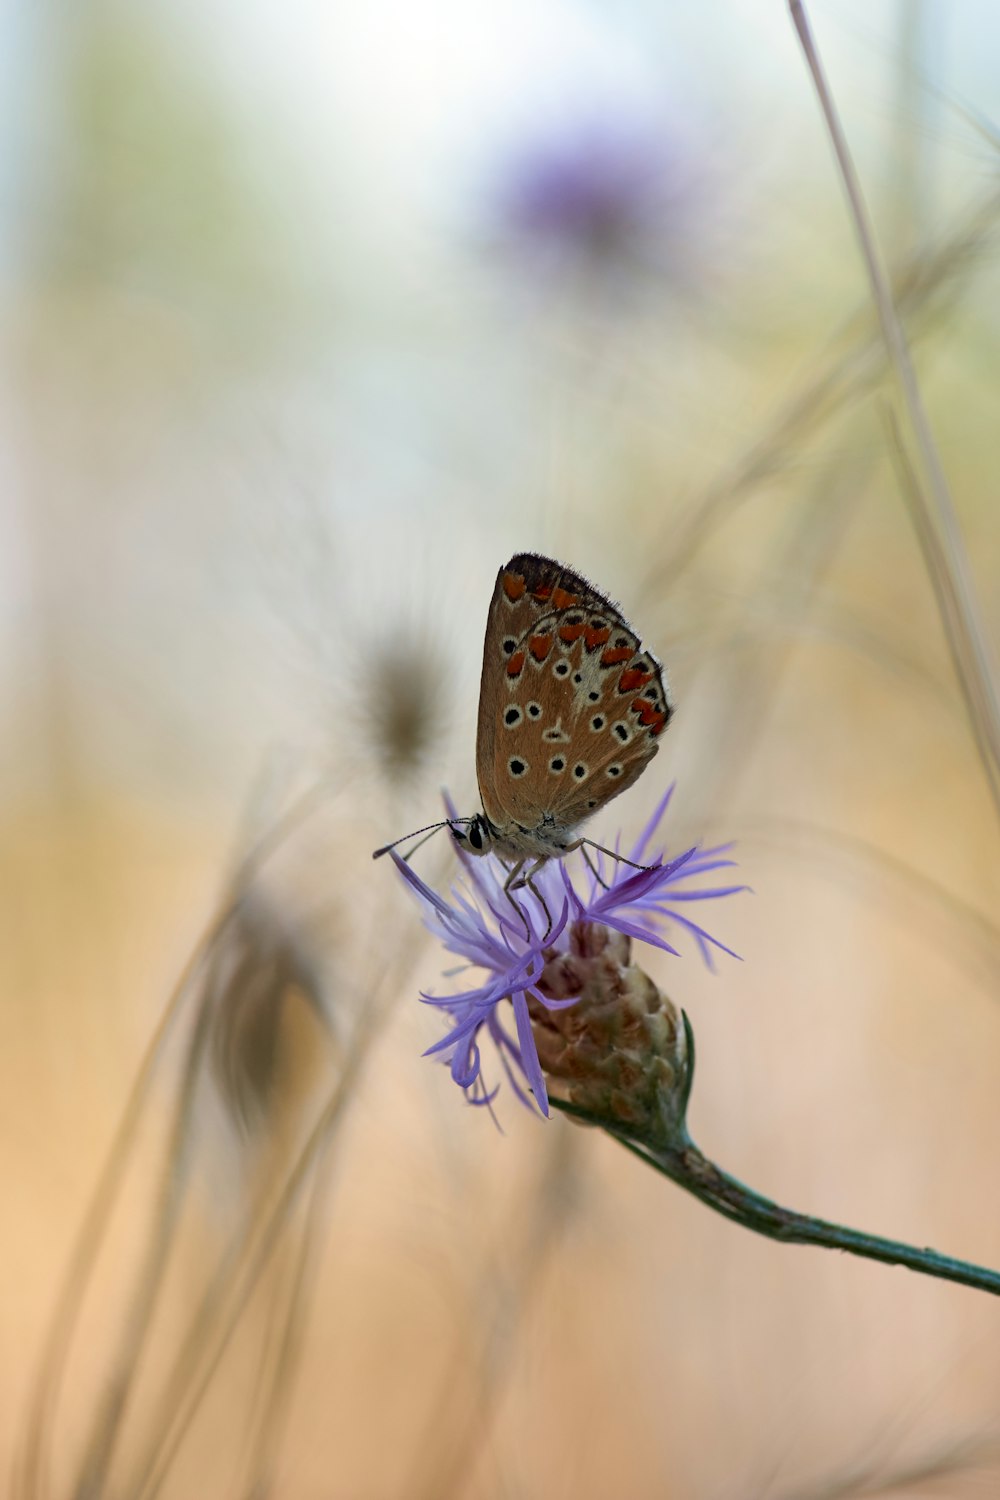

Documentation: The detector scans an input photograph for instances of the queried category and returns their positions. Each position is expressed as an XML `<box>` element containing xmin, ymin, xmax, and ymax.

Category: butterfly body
<box><xmin>451</xmin><ymin>552</ymin><xmax>673</xmax><ymax>870</ymax></box>
<box><xmin>453</xmin><ymin>809</ymin><xmax>573</xmax><ymax>864</ymax></box>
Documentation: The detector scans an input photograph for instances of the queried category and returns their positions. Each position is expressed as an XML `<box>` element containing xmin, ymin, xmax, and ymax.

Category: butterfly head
<box><xmin>450</xmin><ymin>814</ymin><xmax>495</xmax><ymax>858</ymax></box>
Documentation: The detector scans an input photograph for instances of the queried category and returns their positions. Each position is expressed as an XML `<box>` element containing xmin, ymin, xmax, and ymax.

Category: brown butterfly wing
<box><xmin>476</xmin><ymin>553</ymin><xmax>673</xmax><ymax>839</ymax></box>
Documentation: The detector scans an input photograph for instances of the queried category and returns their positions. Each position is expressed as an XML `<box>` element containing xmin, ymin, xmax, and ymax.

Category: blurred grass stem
<box><xmin>71</xmin><ymin>977</ymin><xmax>218</xmax><ymax>1500</ymax></box>
<box><xmin>789</xmin><ymin>0</ymin><xmax>1000</xmax><ymax>820</ymax></box>
<box><xmin>725</xmin><ymin>816</ymin><xmax>1000</xmax><ymax>991</ymax></box>
<box><xmin>645</xmin><ymin>183</ymin><xmax>1000</xmax><ymax>599</ymax></box>
<box><xmin>409</xmin><ymin>1129</ymin><xmax>581</xmax><ymax>1500</ymax></box>
<box><xmin>234</xmin><ymin>1156</ymin><xmax>332</xmax><ymax>1498</ymax></box>
<box><xmin>19</xmin><ymin>775</ymin><xmax>340</xmax><ymax>1500</ymax></box>
<box><xmin>884</xmin><ymin>405</ymin><xmax>1000</xmax><ymax>813</ymax></box>
<box><xmin>686</xmin><ymin>445</ymin><xmax>871</xmax><ymax>828</ymax></box>
<box><xmin>122</xmin><ymin>950</ymin><xmax>404</xmax><ymax>1500</ymax></box>
<box><xmin>767</xmin><ymin>1429</ymin><xmax>1000</xmax><ymax>1500</ymax></box>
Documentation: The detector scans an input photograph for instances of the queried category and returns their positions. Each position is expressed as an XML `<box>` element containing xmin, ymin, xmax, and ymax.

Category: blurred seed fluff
<box><xmin>9</xmin><ymin>0</ymin><xmax>1000</xmax><ymax>1497</ymax></box>
<box><xmin>205</xmin><ymin>889</ymin><xmax>333</xmax><ymax>1146</ymax></box>
<box><xmin>354</xmin><ymin>631</ymin><xmax>451</xmax><ymax>791</ymax></box>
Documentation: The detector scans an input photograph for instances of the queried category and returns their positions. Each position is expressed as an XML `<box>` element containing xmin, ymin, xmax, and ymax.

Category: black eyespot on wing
<box><xmin>588</xmin><ymin>691</ymin><xmax>600</xmax><ymax>702</ymax></box>
<box><xmin>573</xmin><ymin>764</ymin><xmax>587</xmax><ymax>779</ymax></box>
<box><xmin>587</xmin><ymin>798</ymin><xmax>598</xmax><ymax>809</ymax></box>
<box><xmin>614</xmin><ymin>723</ymin><xmax>629</xmax><ymax>742</ymax></box>
<box><xmin>509</xmin><ymin>758</ymin><xmax>528</xmax><ymax>777</ymax></box>
<box><xmin>504</xmin><ymin>706</ymin><xmax>522</xmax><ymax>727</ymax></box>
<box><xmin>527</xmin><ymin>702</ymin><xmax>542</xmax><ymax>718</ymax></box>
<box><xmin>554</xmin><ymin>661</ymin><xmax>570</xmax><ymax>677</ymax></box>
<box><xmin>573</xmin><ymin>672</ymin><xmax>583</xmax><ymax>684</ymax></box>
<box><xmin>591</xmin><ymin>715</ymin><xmax>604</xmax><ymax>731</ymax></box>
<box><xmin>607</xmin><ymin>765</ymin><xmax>622</xmax><ymax>777</ymax></box>
<box><xmin>502</xmin><ymin>637</ymin><xmax>517</xmax><ymax>655</ymax></box>
<box><xmin>549</xmin><ymin>757</ymin><xmax>565</xmax><ymax>773</ymax></box>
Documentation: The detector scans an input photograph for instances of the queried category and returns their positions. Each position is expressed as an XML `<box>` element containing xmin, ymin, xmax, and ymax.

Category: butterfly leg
<box><xmin>522</xmin><ymin>864</ymin><xmax>554</xmax><ymax>942</ymax></box>
<box><xmin>578</xmin><ymin>838</ymin><xmax>655</xmax><ymax>875</ymax></box>
<box><xmin>504</xmin><ymin>858</ymin><xmax>554</xmax><ymax>941</ymax></box>
<box><xmin>558</xmin><ymin>836</ymin><xmax>610</xmax><ymax>890</ymax></box>
<box><xmin>579</xmin><ymin>842</ymin><xmax>610</xmax><ymax>891</ymax></box>
<box><xmin>500</xmin><ymin>859</ymin><xmax>532</xmax><ymax>940</ymax></box>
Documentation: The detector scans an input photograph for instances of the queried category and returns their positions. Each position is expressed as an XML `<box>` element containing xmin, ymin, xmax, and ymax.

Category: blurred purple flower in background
<box><xmin>489</xmin><ymin>103</ymin><xmax>704</xmax><ymax>289</ymax></box>
<box><xmin>392</xmin><ymin>787</ymin><xmax>744</xmax><ymax>1117</ymax></box>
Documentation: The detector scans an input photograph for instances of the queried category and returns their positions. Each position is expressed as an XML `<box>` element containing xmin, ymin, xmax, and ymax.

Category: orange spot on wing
<box><xmin>551</xmin><ymin>587</ymin><xmax>578</xmax><ymax>610</ymax></box>
<box><xmin>618</xmin><ymin>667</ymin><xmax>652</xmax><ymax>693</ymax></box>
<box><xmin>559</xmin><ymin>622</ymin><xmax>586</xmax><ymax>643</ymax></box>
<box><xmin>507</xmin><ymin>650</ymin><xmax>526</xmax><ymax>677</ymax></box>
<box><xmin>600</xmin><ymin>646</ymin><xmax>632</xmax><ymax>667</ymax></box>
<box><xmin>630</xmin><ymin>698</ymin><xmax>668</xmax><ymax>734</ymax></box>
<box><xmin>585</xmin><ymin>626</ymin><xmax>611</xmax><ymax>651</ymax></box>
<box><xmin>533</xmin><ymin>584</ymin><xmax>553</xmax><ymax>602</ymax></box>
<box><xmin>528</xmin><ymin>633</ymin><xmax>553</xmax><ymax>661</ymax></box>
<box><xmin>502</xmin><ymin>571</ymin><xmax>526</xmax><ymax>601</ymax></box>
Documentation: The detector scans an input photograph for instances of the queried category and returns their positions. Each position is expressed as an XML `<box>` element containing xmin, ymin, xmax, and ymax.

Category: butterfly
<box><xmin>375</xmin><ymin>552</ymin><xmax>674</xmax><ymax>904</ymax></box>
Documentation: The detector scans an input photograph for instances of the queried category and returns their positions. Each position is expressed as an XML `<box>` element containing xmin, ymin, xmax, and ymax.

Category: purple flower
<box><xmin>489</xmin><ymin>105</ymin><xmax>705</xmax><ymax>291</ymax></box>
<box><xmin>391</xmin><ymin>786</ymin><xmax>744</xmax><ymax>1119</ymax></box>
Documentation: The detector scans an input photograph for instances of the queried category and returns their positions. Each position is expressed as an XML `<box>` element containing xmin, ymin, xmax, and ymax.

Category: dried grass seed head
<box><xmin>205</xmin><ymin>891</ymin><xmax>331</xmax><ymax>1139</ymax></box>
<box><xmin>354</xmin><ymin>630</ymin><xmax>450</xmax><ymax>789</ymax></box>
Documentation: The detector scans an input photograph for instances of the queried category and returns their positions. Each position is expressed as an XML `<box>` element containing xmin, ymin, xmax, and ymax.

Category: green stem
<box><xmin>551</xmin><ymin>1099</ymin><xmax>1000</xmax><ymax>1298</ymax></box>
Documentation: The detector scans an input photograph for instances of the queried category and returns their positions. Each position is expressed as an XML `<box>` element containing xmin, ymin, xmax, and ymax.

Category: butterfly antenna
<box><xmin>371</xmin><ymin>819</ymin><xmax>472</xmax><ymax>861</ymax></box>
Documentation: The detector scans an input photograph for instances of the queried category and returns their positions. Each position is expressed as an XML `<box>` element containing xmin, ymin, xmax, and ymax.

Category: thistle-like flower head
<box><xmin>391</xmin><ymin>786</ymin><xmax>744</xmax><ymax>1119</ymax></box>
<box><xmin>492</xmin><ymin>105</ymin><xmax>702</xmax><ymax>291</ymax></box>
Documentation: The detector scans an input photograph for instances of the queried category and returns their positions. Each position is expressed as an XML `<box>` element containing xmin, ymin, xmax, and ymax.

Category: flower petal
<box><xmin>511</xmin><ymin>991</ymin><xmax>549</xmax><ymax>1117</ymax></box>
<box><xmin>629</xmin><ymin>782</ymin><xmax>676</xmax><ymax>865</ymax></box>
<box><xmin>392</xmin><ymin>784</ymin><xmax>742</xmax><ymax>1114</ymax></box>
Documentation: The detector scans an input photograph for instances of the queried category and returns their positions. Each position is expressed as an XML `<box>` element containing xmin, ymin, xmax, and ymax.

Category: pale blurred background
<box><xmin>4</xmin><ymin>0</ymin><xmax>1000</xmax><ymax>1496</ymax></box>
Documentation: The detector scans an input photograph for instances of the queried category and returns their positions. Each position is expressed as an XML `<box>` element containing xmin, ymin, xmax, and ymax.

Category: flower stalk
<box><xmin>552</xmin><ymin>1017</ymin><xmax>1000</xmax><ymax>1301</ymax></box>
<box><xmin>531</xmin><ymin>911</ymin><xmax>1000</xmax><ymax>1299</ymax></box>
<box><xmin>390</xmin><ymin>785</ymin><xmax>742</xmax><ymax>1115</ymax></box>
<box><xmin>391</xmin><ymin>785</ymin><xmax>1000</xmax><ymax>1298</ymax></box>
